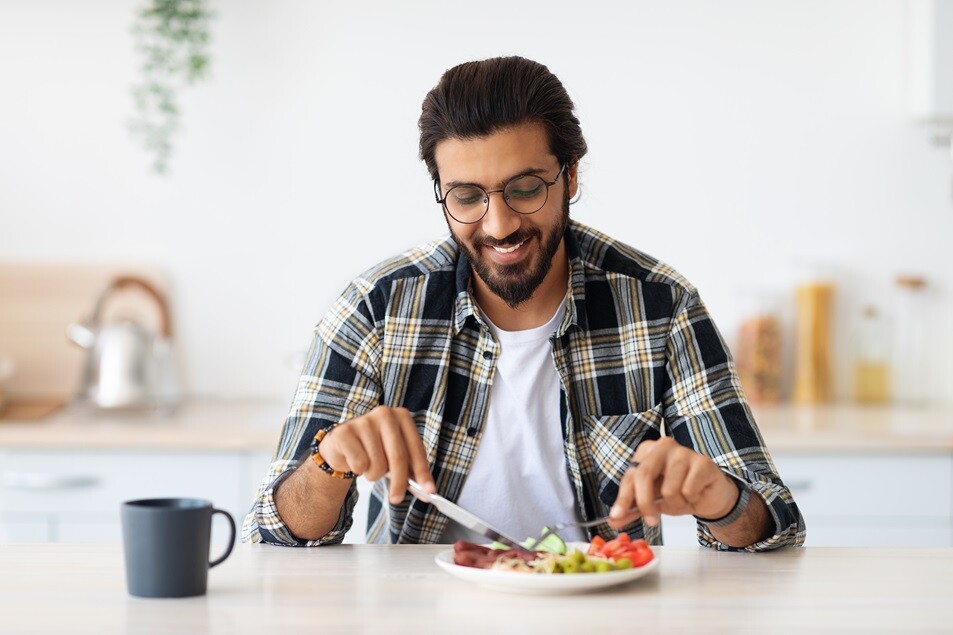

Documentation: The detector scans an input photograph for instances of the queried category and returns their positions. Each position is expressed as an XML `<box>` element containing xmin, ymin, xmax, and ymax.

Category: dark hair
<box><xmin>418</xmin><ymin>56</ymin><xmax>588</xmax><ymax>181</ymax></box>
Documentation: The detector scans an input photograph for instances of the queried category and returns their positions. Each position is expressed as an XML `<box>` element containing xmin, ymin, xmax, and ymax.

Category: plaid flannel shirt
<box><xmin>243</xmin><ymin>220</ymin><xmax>805</xmax><ymax>551</ymax></box>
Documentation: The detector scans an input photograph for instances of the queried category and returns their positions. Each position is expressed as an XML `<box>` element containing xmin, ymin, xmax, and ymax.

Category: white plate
<box><xmin>434</xmin><ymin>542</ymin><xmax>658</xmax><ymax>595</ymax></box>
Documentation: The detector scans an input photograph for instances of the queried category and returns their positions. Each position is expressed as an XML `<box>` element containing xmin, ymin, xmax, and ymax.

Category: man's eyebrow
<box><xmin>442</xmin><ymin>167</ymin><xmax>550</xmax><ymax>189</ymax></box>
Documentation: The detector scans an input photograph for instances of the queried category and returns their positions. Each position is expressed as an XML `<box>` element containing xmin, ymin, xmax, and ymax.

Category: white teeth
<box><xmin>492</xmin><ymin>241</ymin><xmax>525</xmax><ymax>254</ymax></box>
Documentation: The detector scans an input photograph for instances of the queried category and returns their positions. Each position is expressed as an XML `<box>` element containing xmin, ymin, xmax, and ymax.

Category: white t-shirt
<box><xmin>439</xmin><ymin>303</ymin><xmax>585</xmax><ymax>544</ymax></box>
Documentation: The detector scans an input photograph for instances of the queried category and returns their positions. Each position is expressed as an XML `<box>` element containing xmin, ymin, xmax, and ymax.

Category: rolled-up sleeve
<box><xmin>663</xmin><ymin>291</ymin><xmax>806</xmax><ymax>551</ymax></box>
<box><xmin>242</xmin><ymin>281</ymin><xmax>383</xmax><ymax>546</ymax></box>
<box><xmin>241</xmin><ymin>458</ymin><xmax>358</xmax><ymax>546</ymax></box>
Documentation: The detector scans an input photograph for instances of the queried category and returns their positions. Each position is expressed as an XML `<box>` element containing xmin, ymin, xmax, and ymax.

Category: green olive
<box><xmin>595</xmin><ymin>560</ymin><xmax>613</xmax><ymax>572</ymax></box>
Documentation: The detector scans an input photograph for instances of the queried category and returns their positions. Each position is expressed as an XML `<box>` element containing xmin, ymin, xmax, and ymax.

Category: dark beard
<box><xmin>451</xmin><ymin>189</ymin><xmax>570</xmax><ymax>309</ymax></box>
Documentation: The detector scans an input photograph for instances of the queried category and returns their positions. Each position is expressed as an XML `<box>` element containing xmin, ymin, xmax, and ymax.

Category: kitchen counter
<box><xmin>0</xmin><ymin>398</ymin><xmax>287</xmax><ymax>451</ymax></box>
<box><xmin>751</xmin><ymin>402</ymin><xmax>953</xmax><ymax>453</ymax></box>
<box><xmin>1</xmin><ymin>400</ymin><xmax>952</xmax><ymax>547</ymax></box>
<box><xmin>0</xmin><ymin>398</ymin><xmax>951</xmax><ymax>453</ymax></box>
<box><xmin>0</xmin><ymin>543</ymin><xmax>949</xmax><ymax>633</ymax></box>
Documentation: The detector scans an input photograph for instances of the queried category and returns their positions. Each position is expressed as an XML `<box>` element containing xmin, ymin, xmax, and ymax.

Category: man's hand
<box><xmin>608</xmin><ymin>437</ymin><xmax>739</xmax><ymax>528</ymax></box>
<box><xmin>275</xmin><ymin>406</ymin><xmax>436</xmax><ymax>541</ymax></box>
<box><xmin>317</xmin><ymin>405</ymin><xmax>436</xmax><ymax>503</ymax></box>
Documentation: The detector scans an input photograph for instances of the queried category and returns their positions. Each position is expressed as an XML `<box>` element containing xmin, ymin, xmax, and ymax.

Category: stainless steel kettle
<box><xmin>67</xmin><ymin>276</ymin><xmax>181</xmax><ymax>409</ymax></box>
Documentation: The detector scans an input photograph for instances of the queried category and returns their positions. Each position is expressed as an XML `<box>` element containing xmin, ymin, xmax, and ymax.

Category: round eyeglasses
<box><xmin>434</xmin><ymin>164</ymin><xmax>566</xmax><ymax>224</ymax></box>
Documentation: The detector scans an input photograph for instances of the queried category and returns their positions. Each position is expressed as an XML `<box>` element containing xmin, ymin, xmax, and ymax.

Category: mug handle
<box><xmin>209</xmin><ymin>508</ymin><xmax>236</xmax><ymax>568</ymax></box>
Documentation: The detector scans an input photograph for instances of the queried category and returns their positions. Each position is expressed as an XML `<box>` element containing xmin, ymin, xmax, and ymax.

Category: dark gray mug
<box><xmin>121</xmin><ymin>498</ymin><xmax>236</xmax><ymax>598</ymax></box>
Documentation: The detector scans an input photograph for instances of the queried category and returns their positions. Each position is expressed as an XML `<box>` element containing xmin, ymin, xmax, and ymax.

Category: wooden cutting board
<box><xmin>0</xmin><ymin>262</ymin><xmax>167</xmax><ymax>413</ymax></box>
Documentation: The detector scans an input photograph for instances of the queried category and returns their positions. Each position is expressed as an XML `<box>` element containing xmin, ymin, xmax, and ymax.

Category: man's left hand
<box><xmin>608</xmin><ymin>437</ymin><xmax>739</xmax><ymax>529</ymax></box>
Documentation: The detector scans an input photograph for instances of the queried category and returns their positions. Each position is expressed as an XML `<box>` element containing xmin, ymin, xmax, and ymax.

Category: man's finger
<box><xmin>633</xmin><ymin>456</ymin><xmax>663</xmax><ymax>526</ymax></box>
<box><xmin>658</xmin><ymin>454</ymin><xmax>690</xmax><ymax>514</ymax></box>
<box><xmin>397</xmin><ymin>411</ymin><xmax>436</xmax><ymax>493</ymax></box>
<box><xmin>608</xmin><ymin>468</ymin><xmax>641</xmax><ymax>529</ymax></box>
<box><xmin>379</xmin><ymin>412</ymin><xmax>411</xmax><ymax>503</ymax></box>
<box><xmin>356</xmin><ymin>423</ymin><xmax>388</xmax><ymax>481</ymax></box>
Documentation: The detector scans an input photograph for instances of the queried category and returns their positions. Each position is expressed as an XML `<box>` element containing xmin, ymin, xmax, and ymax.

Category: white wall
<box><xmin>2</xmin><ymin>0</ymin><xmax>951</xmax><ymax>402</ymax></box>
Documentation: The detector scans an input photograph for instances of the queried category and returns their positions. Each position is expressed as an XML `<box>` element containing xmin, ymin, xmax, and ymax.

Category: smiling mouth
<box><xmin>490</xmin><ymin>240</ymin><xmax>526</xmax><ymax>254</ymax></box>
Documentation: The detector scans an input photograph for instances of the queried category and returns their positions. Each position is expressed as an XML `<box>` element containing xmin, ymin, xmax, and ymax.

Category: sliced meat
<box><xmin>452</xmin><ymin>540</ymin><xmax>539</xmax><ymax>569</ymax></box>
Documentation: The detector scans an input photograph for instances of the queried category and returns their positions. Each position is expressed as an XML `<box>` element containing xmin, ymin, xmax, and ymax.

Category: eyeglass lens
<box><xmin>444</xmin><ymin>174</ymin><xmax>549</xmax><ymax>223</ymax></box>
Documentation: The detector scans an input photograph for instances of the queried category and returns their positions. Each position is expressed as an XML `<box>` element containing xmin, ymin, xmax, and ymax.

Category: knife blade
<box><xmin>406</xmin><ymin>479</ymin><xmax>535</xmax><ymax>555</ymax></box>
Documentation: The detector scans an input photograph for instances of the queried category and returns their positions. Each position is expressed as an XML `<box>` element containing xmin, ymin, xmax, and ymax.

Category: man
<box><xmin>243</xmin><ymin>56</ymin><xmax>805</xmax><ymax>551</ymax></box>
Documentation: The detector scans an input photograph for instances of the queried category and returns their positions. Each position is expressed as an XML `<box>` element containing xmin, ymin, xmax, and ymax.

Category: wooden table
<box><xmin>1</xmin><ymin>544</ymin><xmax>950</xmax><ymax>634</ymax></box>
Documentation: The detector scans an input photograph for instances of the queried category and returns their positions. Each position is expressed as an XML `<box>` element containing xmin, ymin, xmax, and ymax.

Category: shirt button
<box><xmin>482</xmin><ymin>350</ymin><xmax>493</xmax><ymax>359</ymax></box>
<box><xmin>466</xmin><ymin>427</ymin><xmax>477</xmax><ymax>437</ymax></box>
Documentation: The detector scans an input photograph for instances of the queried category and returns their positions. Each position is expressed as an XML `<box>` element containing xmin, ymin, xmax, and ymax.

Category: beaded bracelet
<box><xmin>311</xmin><ymin>424</ymin><xmax>356</xmax><ymax>479</ymax></box>
<box><xmin>694</xmin><ymin>472</ymin><xmax>751</xmax><ymax>527</ymax></box>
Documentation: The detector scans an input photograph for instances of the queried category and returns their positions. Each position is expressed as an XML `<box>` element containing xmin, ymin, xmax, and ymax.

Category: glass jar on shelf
<box><xmin>793</xmin><ymin>281</ymin><xmax>835</xmax><ymax>404</ymax></box>
<box><xmin>892</xmin><ymin>275</ymin><xmax>930</xmax><ymax>405</ymax></box>
<box><xmin>852</xmin><ymin>305</ymin><xmax>890</xmax><ymax>404</ymax></box>
<box><xmin>735</xmin><ymin>292</ymin><xmax>783</xmax><ymax>404</ymax></box>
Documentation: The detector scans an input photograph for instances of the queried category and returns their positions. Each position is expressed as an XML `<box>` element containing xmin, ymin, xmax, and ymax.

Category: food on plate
<box><xmin>453</xmin><ymin>541</ymin><xmax>538</xmax><ymax>570</ymax></box>
<box><xmin>489</xmin><ymin>525</ymin><xmax>567</xmax><ymax>554</ymax></box>
<box><xmin>587</xmin><ymin>533</ymin><xmax>654</xmax><ymax>568</ymax></box>
<box><xmin>453</xmin><ymin>532</ymin><xmax>654</xmax><ymax>575</ymax></box>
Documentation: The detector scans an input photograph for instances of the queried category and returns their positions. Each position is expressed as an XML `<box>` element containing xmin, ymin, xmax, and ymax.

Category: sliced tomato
<box><xmin>591</xmin><ymin>534</ymin><xmax>654</xmax><ymax>565</ymax></box>
<box><xmin>601</xmin><ymin>536</ymin><xmax>625</xmax><ymax>552</ymax></box>
<box><xmin>587</xmin><ymin>535</ymin><xmax>606</xmax><ymax>555</ymax></box>
<box><xmin>601</xmin><ymin>544</ymin><xmax>629</xmax><ymax>559</ymax></box>
<box><xmin>627</xmin><ymin>548</ymin><xmax>653</xmax><ymax>567</ymax></box>
<box><xmin>624</xmin><ymin>540</ymin><xmax>654</xmax><ymax>567</ymax></box>
<box><xmin>599</xmin><ymin>538</ymin><xmax>625</xmax><ymax>558</ymax></box>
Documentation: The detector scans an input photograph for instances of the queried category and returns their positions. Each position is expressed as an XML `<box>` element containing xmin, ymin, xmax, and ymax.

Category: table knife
<box><xmin>406</xmin><ymin>479</ymin><xmax>534</xmax><ymax>554</ymax></box>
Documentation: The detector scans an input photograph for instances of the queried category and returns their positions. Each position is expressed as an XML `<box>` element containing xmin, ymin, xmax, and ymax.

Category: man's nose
<box><xmin>480</xmin><ymin>190</ymin><xmax>521</xmax><ymax>240</ymax></box>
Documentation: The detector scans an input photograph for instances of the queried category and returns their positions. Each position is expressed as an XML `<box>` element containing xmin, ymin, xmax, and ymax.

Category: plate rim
<box><xmin>433</xmin><ymin>542</ymin><xmax>658</xmax><ymax>594</ymax></box>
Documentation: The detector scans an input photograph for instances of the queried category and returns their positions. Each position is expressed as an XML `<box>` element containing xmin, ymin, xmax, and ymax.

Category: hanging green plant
<box><xmin>129</xmin><ymin>0</ymin><xmax>213</xmax><ymax>174</ymax></box>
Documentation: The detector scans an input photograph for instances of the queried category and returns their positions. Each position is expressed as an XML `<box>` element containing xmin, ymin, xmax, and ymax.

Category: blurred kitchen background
<box><xmin>1</xmin><ymin>0</ymin><xmax>952</xmax><ymax>547</ymax></box>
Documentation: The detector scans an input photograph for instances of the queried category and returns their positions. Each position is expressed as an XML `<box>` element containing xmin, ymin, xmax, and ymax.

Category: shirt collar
<box><xmin>450</xmin><ymin>223</ymin><xmax>589</xmax><ymax>336</ymax></box>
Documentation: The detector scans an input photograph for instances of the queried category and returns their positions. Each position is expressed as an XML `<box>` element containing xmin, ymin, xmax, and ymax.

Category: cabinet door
<box><xmin>0</xmin><ymin>450</ymin><xmax>246</xmax><ymax>543</ymax></box>
<box><xmin>661</xmin><ymin>514</ymin><xmax>700</xmax><ymax>547</ymax></box>
<box><xmin>772</xmin><ymin>451</ymin><xmax>953</xmax><ymax>547</ymax></box>
<box><xmin>802</xmin><ymin>522</ymin><xmax>951</xmax><ymax>548</ymax></box>
<box><xmin>0</xmin><ymin>450</ymin><xmax>244</xmax><ymax>514</ymax></box>
<box><xmin>343</xmin><ymin>478</ymin><xmax>374</xmax><ymax>544</ymax></box>
<box><xmin>0</xmin><ymin>514</ymin><xmax>50</xmax><ymax>542</ymax></box>
<box><xmin>237</xmin><ymin>449</ymin><xmax>275</xmax><ymax>526</ymax></box>
<box><xmin>54</xmin><ymin>514</ymin><xmax>238</xmax><ymax>545</ymax></box>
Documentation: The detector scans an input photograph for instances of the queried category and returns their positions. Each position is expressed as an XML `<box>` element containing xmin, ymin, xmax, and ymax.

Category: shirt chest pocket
<box><xmin>580</xmin><ymin>404</ymin><xmax>664</xmax><ymax>506</ymax></box>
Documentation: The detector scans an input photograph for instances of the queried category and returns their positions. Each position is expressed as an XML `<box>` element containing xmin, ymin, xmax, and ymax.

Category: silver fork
<box><xmin>523</xmin><ymin>507</ymin><xmax>642</xmax><ymax>551</ymax></box>
<box><xmin>525</xmin><ymin>461</ymin><xmax>654</xmax><ymax>551</ymax></box>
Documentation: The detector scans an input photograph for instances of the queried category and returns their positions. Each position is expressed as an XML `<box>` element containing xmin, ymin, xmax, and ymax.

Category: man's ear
<box><xmin>568</xmin><ymin>161</ymin><xmax>579</xmax><ymax>200</ymax></box>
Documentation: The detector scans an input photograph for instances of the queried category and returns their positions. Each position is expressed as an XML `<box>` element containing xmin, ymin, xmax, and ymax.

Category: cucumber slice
<box><xmin>522</xmin><ymin>527</ymin><xmax>567</xmax><ymax>554</ymax></box>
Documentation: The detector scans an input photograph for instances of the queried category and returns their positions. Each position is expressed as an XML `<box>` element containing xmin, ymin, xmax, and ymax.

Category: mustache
<box><xmin>479</xmin><ymin>228</ymin><xmax>538</xmax><ymax>248</ymax></box>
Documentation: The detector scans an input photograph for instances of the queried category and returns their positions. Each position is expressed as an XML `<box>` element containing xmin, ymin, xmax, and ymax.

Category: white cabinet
<box><xmin>3</xmin><ymin>446</ymin><xmax>951</xmax><ymax>548</ymax></box>
<box><xmin>0</xmin><ymin>444</ymin><xmax>377</xmax><ymax>546</ymax></box>
<box><xmin>345</xmin><ymin>478</ymin><xmax>374</xmax><ymax>544</ymax></box>
<box><xmin>772</xmin><ymin>451</ymin><xmax>952</xmax><ymax>547</ymax></box>
<box><xmin>662</xmin><ymin>452</ymin><xmax>953</xmax><ymax>548</ymax></box>
<box><xmin>0</xmin><ymin>449</ymin><xmax>273</xmax><ymax>544</ymax></box>
<box><xmin>661</xmin><ymin>513</ymin><xmax>699</xmax><ymax>547</ymax></box>
<box><xmin>0</xmin><ymin>518</ymin><xmax>49</xmax><ymax>542</ymax></box>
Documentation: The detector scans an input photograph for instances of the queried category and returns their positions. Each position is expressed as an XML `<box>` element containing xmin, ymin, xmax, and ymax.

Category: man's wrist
<box><xmin>694</xmin><ymin>473</ymin><xmax>750</xmax><ymax>527</ymax></box>
<box><xmin>311</xmin><ymin>424</ymin><xmax>357</xmax><ymax>479</ymax></box>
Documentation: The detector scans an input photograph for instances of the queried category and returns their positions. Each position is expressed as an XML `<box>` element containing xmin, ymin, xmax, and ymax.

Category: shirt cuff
<box><xmin>696</xmin><ymin>471</ymin><xmax>800</xmax><ymax>552</ymax></box>
<box><xmin>241</xmin><ymin>460</ymin><xmax>356</xmax><ymax>547</ymax></box>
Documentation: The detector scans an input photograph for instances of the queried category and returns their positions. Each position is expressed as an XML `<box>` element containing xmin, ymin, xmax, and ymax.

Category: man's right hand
<box><xmin>316</xmin><ymin>405</ymin><xmax>436</xmax><ymax>503</ymax></box>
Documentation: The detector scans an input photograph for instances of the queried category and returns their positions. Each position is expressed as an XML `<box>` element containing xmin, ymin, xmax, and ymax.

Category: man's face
<box><xmin>434</xmin><ymin>123</ymin><xmax>576</xmax><ymax>308</ymax></box>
